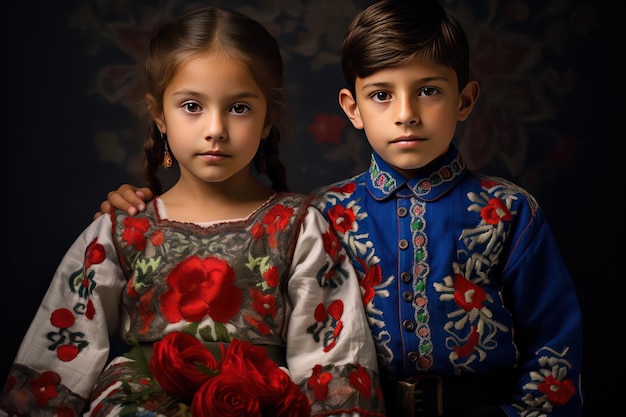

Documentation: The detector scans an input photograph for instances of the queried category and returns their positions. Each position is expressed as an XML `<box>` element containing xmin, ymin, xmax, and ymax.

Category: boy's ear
<box><xmin>146</xmin><ymin>93</ymin><xmax>166</xmax><ymax>132</ymax></box>
<box><xmin>338</xmin><ymin>88</ymin><xmax>364</xmax><ymax>129</ymax></box>
<box><xmin>457</xmin><ymin>80</ymin><xmax>480</xmax><ymax>121</ymax></box>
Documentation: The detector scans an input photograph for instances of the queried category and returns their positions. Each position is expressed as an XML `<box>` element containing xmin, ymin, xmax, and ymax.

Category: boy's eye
<box><xmin>231</xmin><ymin>104</ymin><xmax>250</xmax><ymax>114</ymax></box>
<box><xmin>182</xmin><ymin>102</ymin><xmax>202</xmax><ymax>113</ymax></box>
<box><xmin>419</xmin><ymin>87</ymin><xmax>439</xmax><ymax>97</ymax></box>
<box><xmin>371</xmin><ymin>91</ymin><xmax>391</xmax><ymax>102</ymax></box>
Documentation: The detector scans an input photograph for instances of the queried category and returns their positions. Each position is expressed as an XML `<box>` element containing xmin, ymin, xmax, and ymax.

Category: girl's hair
<box><xmin>341</xmin><ymin>0</ymin><xmax>470</xmax><ymax>96</ymax></box>
<box><xmin>142</xmin><ymin>7</ymin><xmax>288</xmax><ymax>194</ymax></box>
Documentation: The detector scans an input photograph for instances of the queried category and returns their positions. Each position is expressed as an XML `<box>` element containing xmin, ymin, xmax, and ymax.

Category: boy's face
<box><xmin>339</xmin><ymin>58</ymin><xmax>478</xmax><ymax>178</ymax></box>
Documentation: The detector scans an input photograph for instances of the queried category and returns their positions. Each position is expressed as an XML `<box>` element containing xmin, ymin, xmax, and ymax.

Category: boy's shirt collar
<box><xmin>366</xmin><ymin>146</ymin><xmax>466</xmax><ymax>201</ymax></box>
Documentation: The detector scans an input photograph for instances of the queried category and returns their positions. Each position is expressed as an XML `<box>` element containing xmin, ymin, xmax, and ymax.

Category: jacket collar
<box><xmin>365</xmin><ymin>146</ymin><xmax>466</xmax><ymax>201</ymax></box>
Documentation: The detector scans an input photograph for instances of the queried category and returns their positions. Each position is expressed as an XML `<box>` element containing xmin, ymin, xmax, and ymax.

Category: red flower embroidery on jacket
<box><xmin>326</xmin><ymin>204</ymin><xmax>356</xmax><ymax>235</ymax></box>
<box><xmin>359</xmin><ymin>259</ymin><xmax>383</xmax><ymax>307</ymax></box>
<box><xmin>28</xmin><ymin>371</ymin><xmax>61</xmax><ymax>406</ymax></box>
<box><xmin>263</xmin><ymin>265</ymin><xmax>279</xmax><ymax>287</ymax></box>
<box><xmin>321</xmin><ymin>228</ymin><xmax>343</xmax><ymax>261</ymax></box>
<box><xmin>453</xmin><ymin>325</ymin><xmax>480</xmax><ymax>358</ymax></box>
<box><xmin>480</xmin><ymin>198</ymin><xmax>512</xmax><ymax>225</ymax></box>
<box><xmin>49</xmin><ymin>308</ymin><xmax>86</xmax><ymax>361</ymax></box>
<box><xmin>261</xmin><ymin>204</ymin><xmax>294</xmax><ymax>248</ymax></box>
<box><xmin>453</xmin><ymin>275</ymin><xmax>487</xmax><ymax>312</ymax></box>
<box><xmin>84</xmin><ymin>238</ymin><xmax>106</xmax><ymax>270</ymax></box>
<box><xmin>250</xmin><ymin>289</ymin><xmax>277</xmax><ymax>319</ymax></box>
<box><xmin>122</xmin><ymin>217</ymin><xmax>151</xmax><ymax>250</ymax></box>
<box><xmin>160</xmin><ymin>256</ymin><xmax>242</xmax><ymax>323</ymax></box>
<box><xmin>245</xmin><ymin>289</ymin><xmax>276</xmax><ymax>335</ymax></box>
<box><xmin>307</xmin><ymin>364</ymin><xmax>332</xmax><ymax>401</ymax></box>
<box><xmin>539</xmin><ymin>375</ymin><xmax>576</xmax><ymax>406</ymax></box>
<box><xmin>349</xmin><ymin>363</ymin><xmax>372</xmax><ymax>398</ymax></box>
<box><xmin>309</xmin><ymin>300</ymin><xmax>344</xmax><ymax>352</ymax></box>
<box><xmin>151</xmin><ymin>230</ymin><xmax>165</xmax><ymax>246</ymax></box>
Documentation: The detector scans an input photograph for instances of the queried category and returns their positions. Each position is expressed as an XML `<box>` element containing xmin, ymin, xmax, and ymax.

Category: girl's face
<box><xmin>340</xmin><ymin>57</ymin><xmax>478</xmax><ymax>178</ymax></box>
<box><xmin>154</xmin><ymin>51</ymin><xmax>270</xmax><ymax>186</ymax></box>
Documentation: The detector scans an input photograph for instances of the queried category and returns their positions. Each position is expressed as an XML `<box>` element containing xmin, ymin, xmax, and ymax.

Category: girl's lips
<box><xmin>198</xmin><ymin>153</ymin><xmax>228</xmax><ymax>162</ymax></box>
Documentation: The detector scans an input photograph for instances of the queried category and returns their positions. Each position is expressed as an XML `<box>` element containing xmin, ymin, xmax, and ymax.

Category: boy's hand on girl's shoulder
<box><xmin>92</xmin><ymin>184</ymin><xmax>153</xmax><ymax>220</ymax></box>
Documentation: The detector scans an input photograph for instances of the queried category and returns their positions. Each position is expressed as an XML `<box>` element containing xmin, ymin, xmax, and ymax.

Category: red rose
<box><xmin>264</xmin><ymin>381</ymin><xmax>311</xmax><ymax>417</ymax></box>
<box><xmin>191</xmin><ymin>373</ymin><xmax>262</xmax><ymax>417</ymax></box>
<box><xmin>150</xmin><ymin>332</ymin><xmax>219</xmax><ymax>400</ymax></box>
<box><xmin>221</xmin><ymin>340</ymin><xmax>291</xmax><ymax>407</ymax></box>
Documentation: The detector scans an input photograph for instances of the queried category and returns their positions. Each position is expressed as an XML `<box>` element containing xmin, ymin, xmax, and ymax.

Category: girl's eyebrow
<box><xmin>170</xmin><ymin>89</ymin><xmax>263</xmax><ymax>100</ymax></box>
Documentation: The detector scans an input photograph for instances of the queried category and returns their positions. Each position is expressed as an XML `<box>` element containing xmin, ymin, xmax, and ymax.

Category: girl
<box><xmin>0</xmin><ymin>7</ymin><xmax>384</xmax><ymax>417</ymax></box>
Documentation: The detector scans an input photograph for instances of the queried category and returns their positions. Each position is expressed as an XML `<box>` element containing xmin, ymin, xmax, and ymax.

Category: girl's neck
<box><xmin>158</xmin><ymin>175</ymin><xmax>275</xmax><ymax>223</ymax></box>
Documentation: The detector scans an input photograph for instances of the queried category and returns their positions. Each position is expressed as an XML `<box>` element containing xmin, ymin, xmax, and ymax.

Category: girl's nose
<box><xmin>204</xmin><ymin>111</ymin><xmax>227</xmax><ymax>140</ymax></box>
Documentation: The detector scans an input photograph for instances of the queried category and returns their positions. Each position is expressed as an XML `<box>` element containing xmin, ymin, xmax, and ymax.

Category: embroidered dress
<box><xmin>312</xmin><ymin>147</ymin><xmax>583</xmax><ymax>417</ymax></box>
<box><xmin>0</xmin><ymin>193</ymin><xmax>385</xmax><ymax>417</ymax></box>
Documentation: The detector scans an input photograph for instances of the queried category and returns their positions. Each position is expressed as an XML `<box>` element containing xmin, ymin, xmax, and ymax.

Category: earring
<box><xmin>161</xmin><ymin>132</ymin><xmax>173</xmax><ymax>169</ymax></box>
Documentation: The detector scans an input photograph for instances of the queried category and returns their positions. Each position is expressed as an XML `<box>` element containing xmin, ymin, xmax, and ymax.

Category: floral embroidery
<box><xmin>326</xmin><ymin>203</ymin><xmax>357</xmax><ymax>235</ymax></box>
<box><xmin>308</xmin><ymin>300</ymin><xmax>344</xmax><ymax>352</ymax></box>
<box><xmin>481</xmin><ymin>197</ymin><xmax>513</xmax><ymax>224</ymax></box>
<box><xmin>160</xmin><ymin>256</ymin><xmax>242</xmax><ymax>324</ymax></box>
<box><xmin>308</xmin><ymin>364</ymin><xmax>332</xmax><ymax>401</ymax></box>
<box><xmin>48</xmin><ymin>308</ymin><xmax>88</xmax><ymax>362</ymax></box>
<box><xmin>349</xmin><ymin>364</ymin><xmax>372</xmax><ymax>399</ymax></box>
<box><xmin>29</xmin><ymin>371</ymin><xmax>62</xmax><ymax>406</ymax></box>
<box><xmin>515</xmin><ymin>346</ymin><xmax>577</xmax><ymax>415</ymax></box>
<box><xmin>369</xmin><ymin>157</ymin><xmax>396</xmax><ymax>193</ymax></box>
<box><xmin>122</xmin><ymin>217</ymin><xmax>151</xmax><ymax>250</ymax></box>
<box><xmin>259</xmin><ymin>204</ymin><xmax>294</xmax><ymax>248</ymax></box>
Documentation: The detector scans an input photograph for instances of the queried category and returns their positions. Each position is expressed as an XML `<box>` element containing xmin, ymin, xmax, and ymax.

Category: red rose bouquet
<box><xmin>149</xmin><ymin>332</ymin><xmax>310</xmax><ymax>417</ymax></box>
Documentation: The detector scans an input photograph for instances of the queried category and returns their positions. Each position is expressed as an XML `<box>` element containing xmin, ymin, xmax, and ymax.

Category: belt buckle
<box><xmin>397</xmin><ymin>374</ymin><xmax>443</xmax><ymax>416</ymax></box>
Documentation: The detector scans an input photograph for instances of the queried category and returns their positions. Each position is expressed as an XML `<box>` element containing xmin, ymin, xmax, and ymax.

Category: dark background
<box><xmin>2</xmin><ymin>1</ymin><xmax>620</xmax><ymax>416</ymax></box>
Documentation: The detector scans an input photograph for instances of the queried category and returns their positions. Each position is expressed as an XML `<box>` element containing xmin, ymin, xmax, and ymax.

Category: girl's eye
<box><xmin>371</xmin><ymin>91</ymin><xmax>391</xmax><ymax>103</ymax></box>
<box><xmin>418</xmin><ymin>87</ymin><xmax>439</xmax><ymax>97</ymax></box>
<box><xmin>182</xmin><ymin>102</ymin><xmax>202</xmax><ymax>113</ymax></box>
<box><xmin>231</xmin><ymin>104</ymin><xmax>250</xmax><ymax>114</ymax></box>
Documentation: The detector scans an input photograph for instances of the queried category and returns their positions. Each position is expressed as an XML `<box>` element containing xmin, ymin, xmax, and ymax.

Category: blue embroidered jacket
<box><xmin>311</xmin><ymin>146</ymin><xmax>583</xmax><ymax>416</ymax></box>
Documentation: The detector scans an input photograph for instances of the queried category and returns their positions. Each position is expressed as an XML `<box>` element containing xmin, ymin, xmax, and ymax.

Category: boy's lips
<box><xmin>390</xmin><ymin>135</ymin><xmax>425</xmax><ymax>143</ymax></box>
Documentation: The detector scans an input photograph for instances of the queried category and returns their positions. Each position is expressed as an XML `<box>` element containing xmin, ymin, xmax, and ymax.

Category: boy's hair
<box><xmin>142</xmin><ymin>7</ymin><xmax>288</xmax><ymax>193</ymax></box>
<box><xmin>341</xmin><ymin>0</ymin><xmax>470</xmax><ymax>95</ymax></box>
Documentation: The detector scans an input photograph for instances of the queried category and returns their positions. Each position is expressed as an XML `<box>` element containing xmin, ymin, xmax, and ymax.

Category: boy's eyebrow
<box><xmin>361</xmin><ymin>76</ymin><xmax>450</xmax><ymax>89</ymax></box>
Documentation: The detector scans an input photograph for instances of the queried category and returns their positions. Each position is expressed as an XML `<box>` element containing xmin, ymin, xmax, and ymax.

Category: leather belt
<box><xmin>383</xmin><ymin>370</ymin><xmax>516</xmax><ymax>417</ymax></box>
<box><xmin>397</xmin><ymin>374</ymin><xmax>443</xmax><ymax>416</ymax></box>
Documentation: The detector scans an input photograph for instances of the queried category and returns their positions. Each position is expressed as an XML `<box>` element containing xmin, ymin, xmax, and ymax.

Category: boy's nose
<box><xmin>395</xmin><ymin>96</ymin><xmax>419</xmax><ymax>126</ymax></box>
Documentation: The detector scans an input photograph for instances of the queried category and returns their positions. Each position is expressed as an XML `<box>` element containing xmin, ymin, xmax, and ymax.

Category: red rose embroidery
<box><xmin>261</xmin><ymin>204</ymin><xmax>294</xmax><ymax>249</ymax></box>
<box><xmin>160</xmin><ymin>256</ymin><xmax>242</xmax><ymax>323</ymax></box>
<box><xmin>326</xmin><ymin>204</ymin><xmax>356</xmax><ymax>235</ymax></box>
<box><xmin>349</xmin><ymin>363</ymin><xmax>372</xmax><ymax>398</ymax></box>
<box><xmin>122</xmin><ymin>217</ymin><xmax>150</xmax><ymax>250</ymax></box>
<box><xmin>307</xmin><ymin>364</ymin><xmax>332</xmax><ymax>401</ymax></box>
<box><xmin>84</xmin><ymin>238</ymin><xmax>106</xmax><ymax>270</ymax></box>
<box><xmin>28</xmin><ymin>371</ymin><xmax>61</xmax><ymax>406</ymax></box>
<box><xmin>480</xmin><ymin>197</ymin><xmax>512</xmax><ymax>225</ymax></box>
<box><xmin>539</xmin><ymin>375</ymin><xmax>576</xmax><ymax>406</ymax></box>
<box><xmin>452</xmin><ymin>274</ymin><xmax>487</xmax><ymax>312</ymax></box>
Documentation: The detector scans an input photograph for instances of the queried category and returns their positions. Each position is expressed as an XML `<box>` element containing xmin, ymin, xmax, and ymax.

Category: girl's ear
<box><xmin>146</xmin><ymin>93</ymin><xmax>166</xmax><ymax>132</ymax></box>
<box><xmin>338</xmin><ymin>88</ymin><xmax>364</xmax><ymax>130</ymax></box>
<box><xmin>457</xmin><ymin>80</ymin><xmax>480</xmax><ymax>121</ymax></box>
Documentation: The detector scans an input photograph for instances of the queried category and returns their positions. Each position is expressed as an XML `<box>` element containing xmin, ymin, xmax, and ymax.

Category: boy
<box><xmin>96</xmin><ymin>1</ymin><xmax>583</xmax><ymax>416</ymax></box>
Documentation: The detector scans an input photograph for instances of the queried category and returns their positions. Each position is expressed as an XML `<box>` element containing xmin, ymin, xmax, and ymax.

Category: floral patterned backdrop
<box><xmin>2</xmin><ymin>0</ymin><xmax>619</xmax><ymax>415</ymax></box>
